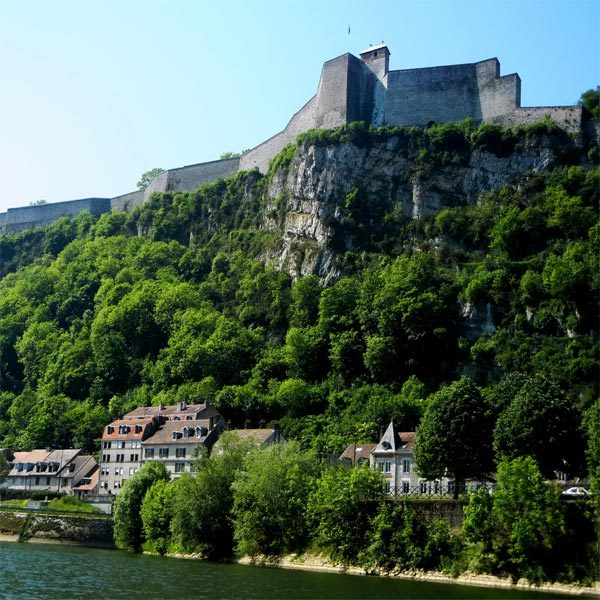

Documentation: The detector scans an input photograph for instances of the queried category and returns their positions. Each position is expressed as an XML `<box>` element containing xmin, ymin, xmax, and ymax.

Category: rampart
<box><xmin>0</xmin><ymin>198</ymin><xmax>111</xmax><ymax>234</ymax></box>
<box><xmin>142</xmin><ymin>156</ymin><xmax>241</xmax><ymax>200</ymax></box>
<box><xmin>385</xmin><ymin>58</ymin><xmax>521</xmax><ymax>126</ymax></box>
<box><xmin>111</xmin><ymin>190</ymin><xmax>144</xmax><ymax>212</ymax></box>
<box><xmin>0</xmin><ymin>44</ymin><xmax>585</xmax><ymax>234</ymax></box>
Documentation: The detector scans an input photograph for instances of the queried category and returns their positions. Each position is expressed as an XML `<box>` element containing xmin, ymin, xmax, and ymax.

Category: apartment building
<box><xmin>99</xmin><ymin>418</ymin><xmax>157</xmax><ymax>494</ymax></box>
<box><xmin>141</xmin><ymin>417</ymin><xmax>223</xmax><ymax>478</ymax></box>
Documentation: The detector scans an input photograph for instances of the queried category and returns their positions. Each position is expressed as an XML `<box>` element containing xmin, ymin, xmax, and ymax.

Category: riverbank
<box><xmin>235</xmin><ymin>554</ymin><xmax>600</xmax><ymax>598</ymax></box>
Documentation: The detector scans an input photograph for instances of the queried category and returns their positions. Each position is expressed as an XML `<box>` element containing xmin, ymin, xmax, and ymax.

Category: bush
<box><xmin>470</xmin><ymin>123</ymin><xmax>516</xmax><ymax>157</ymax></box>
<box><xmin>307</xmin><ymin>465</ymin><xmax>384</xmax><ymax>565</ymax></box>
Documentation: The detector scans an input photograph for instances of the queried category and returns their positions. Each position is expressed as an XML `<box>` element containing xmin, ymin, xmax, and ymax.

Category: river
<box><xmin>0</xmin><ymin>542</ymin><xmax>573</xmax><ymax>599</ymax></box>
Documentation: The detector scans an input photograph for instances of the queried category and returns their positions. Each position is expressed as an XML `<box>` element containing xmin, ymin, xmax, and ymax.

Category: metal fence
<box><xmin>383</xmin><ymin>483</ymin><xmax>495</xmax><ymax>498</ymax></box>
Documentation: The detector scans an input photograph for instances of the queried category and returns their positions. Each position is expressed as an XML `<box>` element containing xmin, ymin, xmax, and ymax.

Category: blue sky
<box><xmin>0</xmin><ymin>0</ymin><xmax>598</xmax><ymax>213</ymax></box>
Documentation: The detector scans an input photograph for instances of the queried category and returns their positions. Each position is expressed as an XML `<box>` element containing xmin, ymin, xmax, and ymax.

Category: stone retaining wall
<box><xmin>0</xmin><ymin>511</ymin><xmax>114</xmax><ymax>547</ymax></box>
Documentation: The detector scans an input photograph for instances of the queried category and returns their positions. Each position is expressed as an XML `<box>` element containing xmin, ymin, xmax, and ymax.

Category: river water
<box><xmin>0</xmin><ymin>542</ymin><xmax>571</xmax><ymax>599</ymax></box>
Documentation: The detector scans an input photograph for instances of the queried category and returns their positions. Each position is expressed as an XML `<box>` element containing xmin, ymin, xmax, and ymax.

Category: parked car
<box><xmin>562</xmin><ymin>486</ymin><xmax>590</xmax><ymax>496</ymax></box>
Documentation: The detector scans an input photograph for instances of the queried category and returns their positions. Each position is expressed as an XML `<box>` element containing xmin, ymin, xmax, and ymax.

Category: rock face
<box><xmin>263</xmin><ymin>134</ymin><xmax>569</xmax><ymax>281</ymax></box>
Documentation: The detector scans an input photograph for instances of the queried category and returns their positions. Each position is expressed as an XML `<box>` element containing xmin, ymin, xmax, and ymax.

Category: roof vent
<box><xmin>382</xmin><ymin>441</ymin><xmax>391</xmax><ymax>450</ymax></box>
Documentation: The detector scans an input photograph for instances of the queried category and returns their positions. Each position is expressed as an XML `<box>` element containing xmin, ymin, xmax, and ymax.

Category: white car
<box><xmin>562</xmin><ymin>486</ymin><xmax>590</xmax><ymax>496</ymax></box>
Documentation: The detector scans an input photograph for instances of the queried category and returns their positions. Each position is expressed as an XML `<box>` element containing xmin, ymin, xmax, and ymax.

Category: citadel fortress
<box><xmin>0</xmin><ymin>44</ymin><xmax>584</xmax><ymax>233</ymax></box>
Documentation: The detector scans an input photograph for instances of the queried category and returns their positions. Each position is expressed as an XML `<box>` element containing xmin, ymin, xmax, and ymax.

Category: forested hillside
<box><xmin>0</xmin><ymin>120</ymin><xmax>597</xmax><ymax>482</ymax></box>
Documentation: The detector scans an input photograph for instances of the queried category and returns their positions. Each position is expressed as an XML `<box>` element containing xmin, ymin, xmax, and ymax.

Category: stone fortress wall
<box><xmin>0</xmin><ymin>44</ymin><xmax>585</xmax><ymax>233</ymax></box>
<box><xmin>1</xmin><ymin>198</ymin><xmax>111</xmax><ymax>234</ymax></box>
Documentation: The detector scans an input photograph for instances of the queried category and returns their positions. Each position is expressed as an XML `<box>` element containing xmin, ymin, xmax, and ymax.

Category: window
<box><xmin>129</xmin><ymin>467</ymin><xmax>134</xmax><ymax>476</ymax></box>
<box><xmin>35</xmin><ymin>477</ymin><xmax>40</xmax><ymax>485</ymax></box>
<box><xmin>119</xmin><ymin>441</ymin><xmax>126</xmax><ymax>449</ymax></box>
<box><xmin>130</xmin><ymin>453</ymin><xmax>139</xmax><ymax>462</ymax></box>
<box><xmin>419</xmin><ymin>481</ymin><xmax>427</xmax><ymax>494</ymax></box>
<box><xmin>115</xmin><ymin>468</ymin><xmax>120</xmax><ymax>475</ymax></box>
<box><xmin>402</xmin><ymin>459</ymin><xmax>411</xmax><ymax>473</ymax></box>
<box><xmin>402</xmin><ymin>481</ymin><xmax>410</xmax><ymax>494</ymax></box>
<box><xmin>174</xmin><ymin>462</ymin><xmax>185</xmax><ymax>473</ymax></box>
<box><xmin>46</xmin><ymin>477</ymin><xmax>51</xmax><ymax>486</ymax></box>
<box><xmin>378</xmin><ymin>461</ymin><xmax>391</xmax><ymax>473</ymax></box>
<box><xmin>144</xmin><ymin>448</ymin><xmax>154</xmax><ymax>459</ymax></box>
<box><xmin>159</xmin><ymin>448</ymin><xmax>169</xmax><ymax>459</ymax></box>
<box><xmin>175</xmin><ymin>448</ymin><xmax>186</xmax><ymax>458</ymax></box>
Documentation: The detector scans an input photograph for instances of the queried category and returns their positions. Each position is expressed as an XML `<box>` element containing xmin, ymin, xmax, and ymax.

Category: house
<box><xmin>141</xmin><ymin>417</ymin><xmax>224</xmax><ymax>478</ymax></box>
<box><xmin>339</xmin><ymin>421</ymin><xmax>452</xmax><ymax>495</ymax></box>
<box><xmin>99</xmin><ymin>417</ymin><xmax>157</xmax><ymax>494</ymax></box>
<box><xmin>71</xmin><ymin>464</ymin><xmax>100</xmax><ymax>498</ymax></box>
<box><xmin>1</xmin><ymin>448</ymin><xmax>97</xmax><ymax>494</ymax></box>
<box><xmin>123</xmin><ymin>400</ymin><xmax>219</xmax><ymax>425</ymax></box>
<box><xmin>99</xmin><ymin>402</ymin><xmax>224</xmax><ymax>494</ymax></box>
<box><xmin>212</xmin><ymin>427</ymin><xmax>286</xmax><ymax>455</ymax></box>
<box><xmin>338</xmin><ymin>443</ymin><xmax>377</xmax><ymax>467</ymax></box>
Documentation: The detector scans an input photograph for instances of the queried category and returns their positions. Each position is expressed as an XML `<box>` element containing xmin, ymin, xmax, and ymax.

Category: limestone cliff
<box><xmin>262</xmin><ymin>132</ymin><xmax>575</xmax><ymax>283</ymax></box>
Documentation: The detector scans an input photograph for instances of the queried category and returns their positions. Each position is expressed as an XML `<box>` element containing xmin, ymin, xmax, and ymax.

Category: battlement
<box><xmin>0</xmin><ymin>44</ymin><xmax>583</xmax><ymax>234</ymax></box>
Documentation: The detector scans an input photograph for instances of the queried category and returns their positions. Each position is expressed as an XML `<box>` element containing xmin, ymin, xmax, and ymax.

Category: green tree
<box><xmin>493</xmin><ymin>374</ymin><xmax>581</xmax><ymax>477</ymax></box>
<box><xmin>136</xmin><ymin>168</ymin><xmax>164</xmax><ymax>190</ymax></box>
<box><xmin>414</xmin><ymin>377</ymin><xmax>494</xmax><ymax>498</ymax></box>
<box><xmin>362</xmin><ymin>501</ymin><xmax>429</xmax><ymax>571</ymax></box>
<box><xmin>170</xmin><ymin>433</ymin><xmax>253</xmax><ymax>558</ymax></box>
<box><xmin>140</xmin><ymin>478</ymin><xmax>176</xmax><ymax>554</ymax></box>
<box><xmin>0</xmin><ymin>452</ymin><xmax>9</xmax><ymax>484</ymax></box>
<box><xmin>583</xmin><ymin>398</ymin><xmax>600</xmax><ymax>471</ymax></box>
<box><xmin>232</xmin><ymin>442</ymin><xmax>318</xmax><ymax>557</ymax></box>
<box><xmin>491</xmin><ymin>456</ymin><xmax>565</xmax><ymax>582</ymax></box>
<box><xmin>579</xmin><ymin>87</ymin><xmax>600</xmax><ymax>119</ymax></box>
<box><xmin>113</xmin><ymin>462</ymin><xmax>170</xmax><ymax>552</ymax></box>
<box><xmin>307</xmin><ymin>465</ymin><xmax>384</xmax><ymax>564</ymax></box>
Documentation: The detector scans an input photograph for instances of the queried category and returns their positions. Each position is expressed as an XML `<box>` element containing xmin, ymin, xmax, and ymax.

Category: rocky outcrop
<box><xmin>263</xmin><ymin>134</ymin><xmax>571</xmax><ymax>281</ymax></box>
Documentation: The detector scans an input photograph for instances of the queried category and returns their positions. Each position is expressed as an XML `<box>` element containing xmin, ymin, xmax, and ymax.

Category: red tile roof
<box><xmin>102</xmin><ymin>418</ymin><xmax>155</xmax><ymax>440</ymax></box>
<box><xmin>339</xmin><ymin>443</ymin><xmax>377</xmax><ymax>464</ymax></box>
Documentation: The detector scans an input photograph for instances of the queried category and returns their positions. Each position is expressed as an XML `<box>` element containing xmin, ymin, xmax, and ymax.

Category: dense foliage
<box><xmin>1</xmin><ymin>119</ymin><xmax>598</xmax><ymax>582</ymax></box>
<box><xmin>109</xmin><ymin>439</ymin><xmax>595</xmax><ymax>585</ymax></box>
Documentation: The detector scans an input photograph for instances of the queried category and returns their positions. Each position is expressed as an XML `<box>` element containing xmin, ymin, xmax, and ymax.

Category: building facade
<box><xmin>100</xmin><ymin>418</ymin><xmax>157</xmax><ymax>494</ymax></box>
<box><xmin>1</xmin><ymin>449</ymin><xmax>97</xmax><ymax>494</ymax></box>
<box><xmin>99</xmin><ymin>402</ymin><xmax>223</xmax><ymax>494</ymax></box>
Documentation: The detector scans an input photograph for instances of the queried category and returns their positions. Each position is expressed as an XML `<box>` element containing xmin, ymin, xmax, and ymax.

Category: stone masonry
<box><xmin>0</xmin><ymin>44</ymin><xmax>584</xmax><ymax>233</ymax></box>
